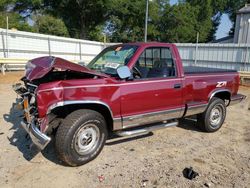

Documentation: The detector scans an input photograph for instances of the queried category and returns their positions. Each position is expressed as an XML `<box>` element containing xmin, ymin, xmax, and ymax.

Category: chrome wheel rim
<box><xmin>74</xmin><ymin>124</ymin><xmax>100</xmax><ymax>155</ymax></box>
<box><xmin>209</xmin><ymin>105</ymin><xmax>222</xmax><ymax>127</ymax></box>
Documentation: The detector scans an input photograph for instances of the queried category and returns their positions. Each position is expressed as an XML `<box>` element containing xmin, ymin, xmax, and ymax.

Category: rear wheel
<box><xmin>55</xmin><ymin>109</ymin><xmax>107</xmax><ymax>166</ymax></box>
<box><xmin>197</xmin><ymin>97</ymin><xmax>226</xmax><ymax>132</ymax></box>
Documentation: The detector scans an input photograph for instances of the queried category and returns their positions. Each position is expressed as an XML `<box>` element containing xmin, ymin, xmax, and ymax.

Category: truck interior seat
<box><xmin>147</xmin><ymin>60</ymin><xmax>169</xmax><ymax>78</ymax></box>
<box><xmin>165</xmin><ymin>59</ymin><xmax>175</xmax><ymax>77</ymax></box>
<box><xmin>135</xmin><ymin>60</ymin><xmax>149</xmax><ymax>78</ymax></box>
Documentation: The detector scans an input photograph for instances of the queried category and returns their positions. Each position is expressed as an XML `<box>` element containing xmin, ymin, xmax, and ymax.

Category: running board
<box><xmin>115</xmin><ymin>121</ymin><xmax>178</xmax><ymax>137</ymax></box>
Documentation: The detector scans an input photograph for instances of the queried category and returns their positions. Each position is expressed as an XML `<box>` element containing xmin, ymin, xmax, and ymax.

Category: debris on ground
<box><xmin>204</xmin><ymin>182</ymin><xmax>212</xmax><ymax>187</ymax></box>
<box><xmin>182</xmin><ymin>167</ymin><xmax>199</xmax><ymax>180</ymax></box>
<box><xmin>141</xmin><ymin>179</ymin><xmax>149</xmax><ymax>187</ymax></box>
<box><xmin>98</xmin><ymin>175</ymin><xmax>105</xmax><ymax>182</ymax></box>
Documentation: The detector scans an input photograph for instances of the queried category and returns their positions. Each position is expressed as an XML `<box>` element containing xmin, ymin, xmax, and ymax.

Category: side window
<box><xmin>135</xmin><ymin>47</ymin><xmax>176</xmax><ymax>79</ymax></box>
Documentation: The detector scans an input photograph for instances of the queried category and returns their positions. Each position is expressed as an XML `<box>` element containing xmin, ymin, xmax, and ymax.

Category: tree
<box><xmin>187</xmin><ymin>0</ymin><xmax>250</xmax><ymax>39</ymax></box>
<box><xmin>7</xmin><ymin>0</ymin><xmax>108</xmax><ymax>40</ymax></box>
<box><xmin>46</xmin><ymin>0</ymin><xmax>108</xmax><ymax>39</ymax></box>
<box><xmin>10</xmin><ymin>0</ymin><xmax>43</xmax><ymax>16</ymax></box>
<box><xmin>106</xmin><ymin>0</ymin><xmax>146</xmax><ymax>42</ymax></box>
<box><xmin>182</xmin><ymin>0</ymin><xmax>214</xmax><ymax>41</ymax></box>
<box><xmin>3</xmin><ymin>0</ymin><xmax>250</xmax><ymax>42</ymax></box>
<box><xmin>0</xmin><ymin>12</ymin><xmax>33</xmax><ymax>31</ymax></box>
<box><xmin>0</xmin><ymin>0</ymin><xmax>10</xmax><ymax>11</ymax></box>
<box><xmin>34</xmin><ymin>15</ymin><xmax>69</xmax><ymax>37</ymax></box>
<box><xmin>210</xmin><ymin>0</ymin><xmax>250</xmax><ymax>22</ymax></box>
<box><xmin>0</xmin><ymin>0</ymin><xmax>33</xmax><ymax>32</ymax></box>
<box><xmin>158</xmin><ymin>3</ymin><xmax>200</xmax><ymax>43</ymax></box>
<box><xmin>106</xmin><ymin>0</ymin><xmax>162</xmax><ymax>42</ymax></box>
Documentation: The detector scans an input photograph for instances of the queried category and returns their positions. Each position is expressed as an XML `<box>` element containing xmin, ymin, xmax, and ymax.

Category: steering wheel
<box><xmin>133</xmin><ymin>66</ymin><xmax>143</xmax><ymax>78</ymax></box>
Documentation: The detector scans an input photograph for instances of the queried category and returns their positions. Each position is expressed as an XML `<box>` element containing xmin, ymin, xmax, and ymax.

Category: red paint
<box><xmin>26</xmin><ymin>56</ymin><xmax>108</xmax><ymax>81</ymax></box>
<box><xmin>31</xmin><ymin>43</ymin><xmax>240</xmax><ymax>126</ymax></box>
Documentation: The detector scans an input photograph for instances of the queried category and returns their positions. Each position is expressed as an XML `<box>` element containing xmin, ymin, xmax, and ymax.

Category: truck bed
<box><xmin>184</xmin><ymin>66</ymin><xmax>237</xmax><ymax>74</ymax></box>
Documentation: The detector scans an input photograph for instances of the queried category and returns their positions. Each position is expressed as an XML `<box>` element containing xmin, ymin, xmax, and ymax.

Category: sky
<box><xmin>169</xmin><ymin>0</ymin><xmax>232</xmax><ymax>39</ymax></box>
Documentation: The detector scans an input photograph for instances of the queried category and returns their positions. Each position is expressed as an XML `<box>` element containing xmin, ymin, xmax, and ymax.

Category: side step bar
<box><xmin>115</xmin><ymin>121</ymin><xmax>178</xmax><ymax>137</ymax></box>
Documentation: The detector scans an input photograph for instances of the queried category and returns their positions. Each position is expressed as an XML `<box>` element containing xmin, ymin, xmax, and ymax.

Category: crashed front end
<box><xmin>12</xmin><ymin>56</ymin><xmax>108</xmax><ymax>150</ymax></box>
<box><xmin>13</xmin><ymin>79</ymin><xmax>51</xmax><ymax>150</ymax></box>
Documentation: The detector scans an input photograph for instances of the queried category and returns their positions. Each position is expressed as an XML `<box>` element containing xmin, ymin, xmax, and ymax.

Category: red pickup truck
<box><xmin>13</xmin><ymin>42</ymin><xmax>246</xmax><ymax>166</ymax></box>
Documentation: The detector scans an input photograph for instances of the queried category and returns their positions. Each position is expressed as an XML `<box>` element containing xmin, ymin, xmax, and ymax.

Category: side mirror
<box><xmin>117</xmin><ymin>66</ymin><xmax>131</xmax><ymax>79</ymax></box>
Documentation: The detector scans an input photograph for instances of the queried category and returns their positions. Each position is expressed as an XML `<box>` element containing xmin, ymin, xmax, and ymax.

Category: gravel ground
<box><xmin>0</xmin><ymin>72</ymin><xmax>250</xmax><ymax>188</ymax></box>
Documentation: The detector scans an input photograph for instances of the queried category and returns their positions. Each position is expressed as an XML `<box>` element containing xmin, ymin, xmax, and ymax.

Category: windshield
<box><xmin>87</xmin><ymin>45</ymin><xmax>138</xmax><ymax>75</ymax></box>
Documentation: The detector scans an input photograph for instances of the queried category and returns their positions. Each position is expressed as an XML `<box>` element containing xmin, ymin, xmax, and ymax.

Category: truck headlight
<box><xmin>30</xmin><ymin>95</ymin><xmax>36</xmax><ymax>105</ymax></box>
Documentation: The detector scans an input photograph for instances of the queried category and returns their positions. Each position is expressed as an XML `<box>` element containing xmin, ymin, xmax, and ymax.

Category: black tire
<box><xmin>197</xmin><ymin>97</ymin><xmax>226</xmax><ymax>132</ymax></box>
<box><xmin>55</xmin><ymin>109</ymin><xmax>107</xmax><ymax>166</ymax></box>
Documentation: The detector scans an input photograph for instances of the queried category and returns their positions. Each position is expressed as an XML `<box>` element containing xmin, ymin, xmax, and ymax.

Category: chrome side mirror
<box><xmin>117</xmin><ymin>66</ymin><xmax>131</xmax><ymax>79</ymax></box>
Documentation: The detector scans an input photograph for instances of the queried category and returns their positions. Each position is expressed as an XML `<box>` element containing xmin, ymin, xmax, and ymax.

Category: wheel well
<box><xmin>50</xmin><ymin>103</ymin><xmax>114</xmax><ymax>132</ymax></box>
<box><xmin>212</xmin><ymin>91</ymin><xmax>231</xmax><ymax>102</ymax></box>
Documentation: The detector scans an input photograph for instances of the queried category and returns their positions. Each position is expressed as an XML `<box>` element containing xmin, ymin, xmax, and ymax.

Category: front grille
<box><xmin>13</xmin><ymin>80</ymin><xmax>38</xmax><ymax>123</ymax></box>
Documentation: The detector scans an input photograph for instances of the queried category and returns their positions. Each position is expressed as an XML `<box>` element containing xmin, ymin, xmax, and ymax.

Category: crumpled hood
<box><xmin>25</xmin><ymin>56</ymin><xmax>108</xmax><ymax>81</ymax></box>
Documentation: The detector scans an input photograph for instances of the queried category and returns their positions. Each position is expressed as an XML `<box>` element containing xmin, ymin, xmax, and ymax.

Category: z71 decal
<box><xmin>216</xmin><ymin>81</ymin><xmax>227</xmax><ymax>88</ymax></box>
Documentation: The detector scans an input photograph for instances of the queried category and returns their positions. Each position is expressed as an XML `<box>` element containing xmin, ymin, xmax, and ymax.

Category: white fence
<box><xmin>0</xmin><ymin>28</ymin><xmax>110</xmax><ymax>63</ymax></box>
<box><xmin>176</xmin><ymin>43</ymin><xmax>250</xmax><ymax>72</ymax></box>
<box><xmin>0</xmin><ymin>28</ymin><xmax>250</xmax><ymax>73</ymax></box>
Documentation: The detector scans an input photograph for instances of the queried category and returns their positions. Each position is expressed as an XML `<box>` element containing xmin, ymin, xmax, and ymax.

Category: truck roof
<box><xmin>115</xmin><ymin>42</ymin><xmax>175</xmax><ymax>48</ymax></box>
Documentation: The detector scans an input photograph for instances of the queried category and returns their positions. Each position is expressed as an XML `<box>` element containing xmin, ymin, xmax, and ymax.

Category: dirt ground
<box><xmin>0</xmin><ymin>71</ymin><xmax>249</xmax><ymax>188</ymax></box>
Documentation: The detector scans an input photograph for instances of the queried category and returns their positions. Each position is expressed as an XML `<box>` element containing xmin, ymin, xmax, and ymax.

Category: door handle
<box><xmin>174</xmin><ymin>83</ymin><xmax>182</xmax><ymax>89</ymax></box>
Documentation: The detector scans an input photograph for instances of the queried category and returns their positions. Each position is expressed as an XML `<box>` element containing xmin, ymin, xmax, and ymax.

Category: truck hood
<box><xmin>25</xmin><ymin>56</ymin><xmax>108</xmax><ymax>81</ymax></box>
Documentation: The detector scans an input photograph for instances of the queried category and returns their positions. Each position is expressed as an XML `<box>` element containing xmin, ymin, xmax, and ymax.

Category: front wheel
<box><xmin>55</xmin><ymin>109</ymin><xmax>107</xmax><ymax>166</ymax></box>
<box><xmin>197</xmin><ymin>97</ymin><xmax>226</xmax><ymax>132</ymax></box>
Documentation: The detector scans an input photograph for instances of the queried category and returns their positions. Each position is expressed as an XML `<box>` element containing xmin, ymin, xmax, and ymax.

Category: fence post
<box><xmin>1</xmin><ymin>31</ymin><xmax>6</xmax><ymax>74</ymax></box>
<box><xmin>48</xmin><ymin>37</ymin><xmax>51</xmax><ymax>56</ymax></box>
<box><xmin>194</xmin><ymin>32</ymin><xmax>199</xmax><ymax>65</ymax></box>
<box><xmin>1</xmin><ymin>31</ymin><xmax>7</xmax><ymax>58</ymax></box>
<box><xmin>1</xmin><ymin>64</ymin><xmax>5</xmax><ymax>75</ymax></box>
<box><xmin>245</xmin><ymin>44</ymin><xmax>249</xmax><ymax>71</ymax></box>
<box><xmin>6</xmin><ymin>16</ymin><xmax>9</xmax><ymax>58</ymax></box>
<box><xmin>79</xmin><ymin>42</ymin><xmax>82</xmax><ymax>60</ymax></box>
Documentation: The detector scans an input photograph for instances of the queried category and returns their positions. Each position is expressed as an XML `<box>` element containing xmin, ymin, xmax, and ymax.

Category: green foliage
<box><xmin>88</xmin><ymin>25</ymin><xmax>106</xmax><ymax>42</ymax></box>
<box><xmin>46</xmin><ymin>0</ymin><xmax>108</xmax><ymax>39</ymax></box>
<box><xmin>1</xmin><ymin>0</ymin><xmax>250</xmax><ymax>42</ymax></box>
<box><xmin>11</xmin><ymin>0</ymin><xmax>43</xmax><ymax>15</ymax></box>
<box><xmin>0</xmin><ymin>12</ymin><xmax>33</xmax><ymax>32</ymax></box>
<box><xmin>0</xmin><ymin>0</ymin><xmax>11</xmax><ymax>11</ymax></box>
<box><xmin>187</xmin><ymin>0</ymin><xmax>250</xmax><ymax>38</ymax></box>
<box><xmin>159</xmin><ymin>3</ymin><xmax>199</xmax><ymax>42</ymax></box>
<box><xmin>34</xmin><ymin>15</ymin><xmax>69</xmax><ymax>37</ymax></box>
<box><xmin>106</xmin><ymin>0</ymin><xmax>146</xmax><ymax>42</ymax></box>
<box><xmin>106</xmin><ymin>0</ymin><xmax>162</xmax><ymax>42</ymax></box>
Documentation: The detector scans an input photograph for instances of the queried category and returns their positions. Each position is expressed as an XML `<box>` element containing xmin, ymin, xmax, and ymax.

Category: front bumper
<box><xmin>21</xmin><ymin>120</ymin><xmax>51</xmax><ymax>150</ymax></box>
<box><xmin>229</xmin><ymin>94</ymin><xmax>246</xmax><ymax>106</ymax></box>
<box><xmin>13</xmin><ymin>83</ymin><xmax>50</xmax><ymax>150</ymax></box>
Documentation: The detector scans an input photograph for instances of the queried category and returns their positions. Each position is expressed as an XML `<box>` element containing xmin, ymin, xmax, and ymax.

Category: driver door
<box><xmin>120</xmin><ymin>47</ymin><xmax>184</xmax><ymax>128</ymax></box>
